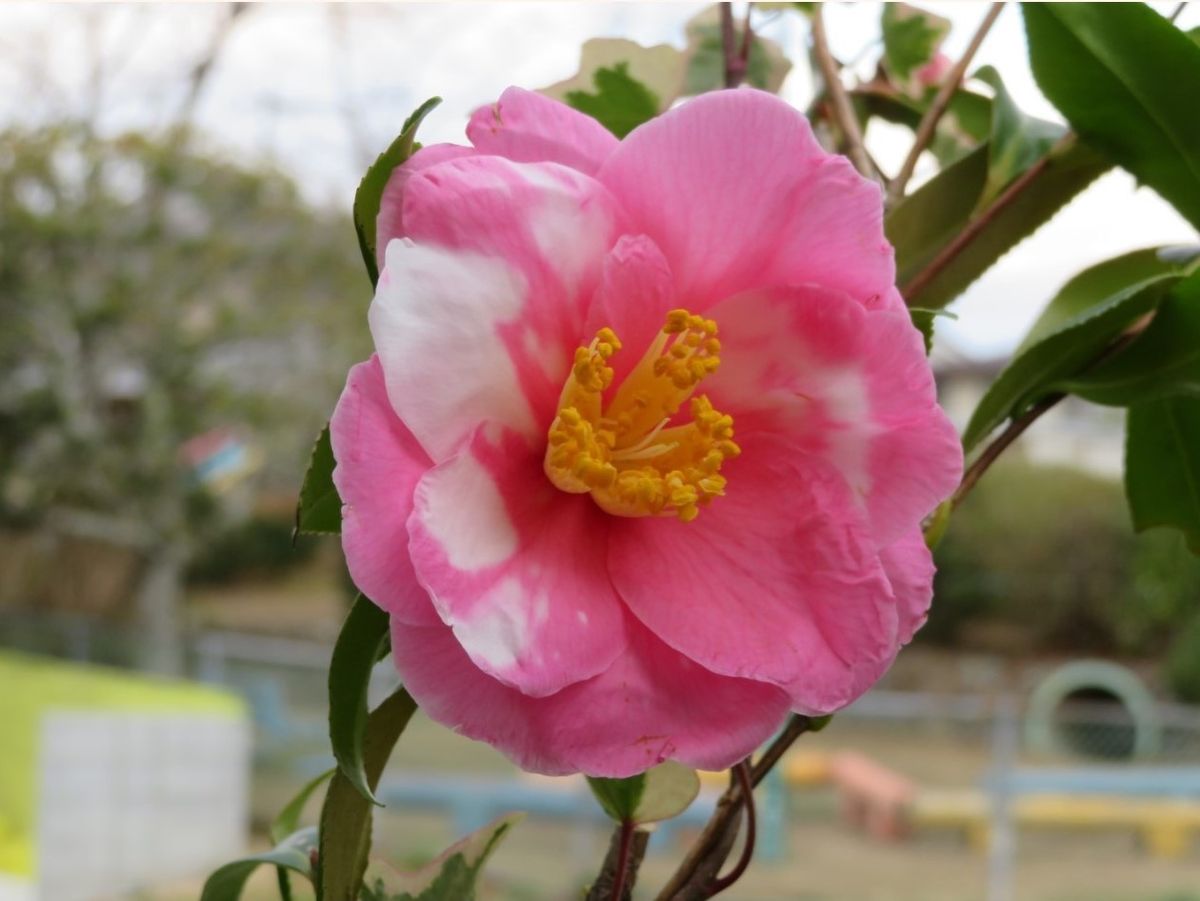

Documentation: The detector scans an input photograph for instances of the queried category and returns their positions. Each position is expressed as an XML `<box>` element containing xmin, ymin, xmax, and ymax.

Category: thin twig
<box><xmin>811</xmin><ymin>4</ymin><xmax>873</xmax><ymax>179</ymax></box>
<box><xmin>707</xmin><ymin>763</ymin><xmax>757</xmax><ymax>897</ymax></box>
<box><xmin>751</xmin><ymin>714</ymin><xmax>815</xmax><ymax>787</ymax></box>
<box><xmin>611</xmin><ymin>820</ymin><xmax>635</xmax><ymax>901</ymax></box>
<box><xmin>952</xmin><ymin>393</ymin><xmax>1063</xmax><ymax>510</ymax></box>
<box><xmin>719</xmin><ymin>4</ymin><xmax>745</xmax><ymax>89</ymax></box>
<box><xmin>657</xmin><ymin>718</ymin><xmax>815</xmax><ymax>899</ymax></box>
<box><xmin>888</xmin><ymin>2</ymin><xmax>1004</xmax><ymax>205</ymax></box>
<box><xmin>900</xmin><ymin>132</ymin><xmax>1076</xmax><ymax>305</ymax></box>
<box><xmin>952</xmin><ymin>314</ymin><xmax>1155</xmax><ymax>510</ymax></box>
<box><xmin>587</xmin><ymin>824</ymin><xmax>648</xmax><ymax>901</ymax></box>
<box><xmin>1170</xmin><ymin>2</ymin><xmax>1187</xmax><ymax>23</ymax></box>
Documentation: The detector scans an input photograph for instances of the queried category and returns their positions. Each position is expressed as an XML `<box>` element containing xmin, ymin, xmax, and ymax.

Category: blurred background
<box><xmin>2</xmin><ymin>3</ymin><xmax>1200</xmax><ymax>900</ymax></box>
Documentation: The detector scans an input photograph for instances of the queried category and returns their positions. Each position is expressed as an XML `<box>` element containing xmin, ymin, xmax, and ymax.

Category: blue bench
<box><xmin>986</xmin><ymin>767</ymin><xmax>1200</xmax><ymax>798</ymax></box>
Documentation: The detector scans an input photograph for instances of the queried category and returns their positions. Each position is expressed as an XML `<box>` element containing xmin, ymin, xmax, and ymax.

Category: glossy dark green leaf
<box><xmin>1023</xmin><ymin>3</ymin><xmax>1200</xmax><ymax>230</ymax></box>
<box><xmin>328</xmin><ymin>594</ymin><xmax>392</xmax><ymax>805</ymax></box>
<box><xmin>888</xmin><ymin>137</ymin><xmax>1109</xmax><ymax>309</ymax></box>
<box><xmin>1127</xmin><ymin>397</ymin><xmax>1200</xmax><ymax>553</ymax></box>
<box><xmin>295</xmin><ymin>424</ymin><xmax>340</xmax><ymax>536</ymax></box>
<box><xmin>565</xmin><ymin>63</ymin><xmax>660</xmax><ymax>139</ymax></box>
<box><xmin>973</xmin><ymin>65</ymin><xmax>1064</xmax><ymax>209</ymax></box>
<box><xmin>1061</xmin><ymin>271</ymin><xmax>1200</xmax><ymax>405</ymax></box>
<box><xmin>1018</xmin><ymin>247</ymin><xmax>1200</xmax><ymax>353</ymax></box>
<box><xmin>200</xmin><ymin>827</ymin><xmax>316</xmax><ymax>901</ymax></box>
<box><xmin>587</xmin><ymin>761</ymin><xmax>700</xmax><ymax>825</ymax></box>
<box><xmin>360</xmin><ymin>814</ymin><xmax>521</xmax><ymax>901</ymax></box>
<box><xmin>353</xmin><ymin>97</ymin><xmax>441</xmax><ymax>285</ymax></box>
<box><xmin>881</xmin><ymin>3</ymin><xmax>950</xmax><ymax>93</ymax></box>
<box><xmin>963</xmin><ymin>276</ymin><xmax>1177</xmax><ymax>452</ymax></box>
<box><xmin>587</xmin><ymin>772</ymin><xmax>645</xmax><ymax>822</ymax></box>
<box><xmin>272</xmin><ymin>768</ymin><xmax>335</xmax><ymax>844</ymax></box>
<box><xmin>318</xmin><ymin>687</ymin><xmax>419</xmax><ymax>901</ymax></box>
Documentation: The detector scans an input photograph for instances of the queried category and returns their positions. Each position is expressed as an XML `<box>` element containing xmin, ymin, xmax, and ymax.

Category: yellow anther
<box><xmin>543</xmin><ymin>312</ymin><xmax>737</xmax><ymax>522</ymax></box>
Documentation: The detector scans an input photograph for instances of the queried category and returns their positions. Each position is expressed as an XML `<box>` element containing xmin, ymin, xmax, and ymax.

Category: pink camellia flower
<box><xmin>331</xmin><ymin>87</ymin><xmax>962</xmax><ymax>777</ymax></box>
<box><xmin>917</xmin><ymin>52</ymin><xmax>953</xmax><ymax>88</ymax></box>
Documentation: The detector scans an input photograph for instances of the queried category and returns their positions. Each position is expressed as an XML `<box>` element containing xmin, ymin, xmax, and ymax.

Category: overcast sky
<box><xmin>1</xmin><ymin>2</ymin><xmax>1196</xmax><ymax>358</ymax></box>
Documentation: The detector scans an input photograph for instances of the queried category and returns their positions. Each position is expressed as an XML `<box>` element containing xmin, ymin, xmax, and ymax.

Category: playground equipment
<box><xmin>1025</xmin><ymin>660</ymin><xmax>1161</xmax><ymax>759</ymax></box>
<box><xmin>0</xmin><ymin>651</ymin><xmax>249</xmax><ymax>901</ymax></box>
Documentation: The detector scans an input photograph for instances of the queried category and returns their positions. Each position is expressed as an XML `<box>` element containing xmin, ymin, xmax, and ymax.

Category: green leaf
<box><xmin>1126</xmin><ymin>397</ymin><xmax>1200</xmax><ymax>553</ymax></box>
<box><xmin>1017</xmin><ymin>247</ymin><xmax>1200</xmax><ymax>353</ymax></box>
<box><xmin>888</xmin><ymin>137</ymin><xmax>1110</xmax><ymax>309</ymax></box>
<box><xmin>565</xmin><ymin>63</ymin><xmax>660</xmax><ymax>139</ymax></box>
<box><xmin>1061</xmin><ymin>271</ymin><xmax>1200</xmax><ymax>406</ymax></box>
<box><xmin>200</xmin><ymin>827</ymin><xmax>317</xmax><ymax>901</ymax></box>
<box><xmin>295</xmin><ymin>424</ymin><xmax>341</xmax><ymax>536</ymax></box>
<box><xmin>360</xmin><ymin>813</ymin><xmax>520</xmax><ymax>901</ymax></box>
<box><xmin>353</xmin><ymin>97</ymin><xmax>441</xmax><ymax>285</ymax></box>
<box><xmin>962</xmin><ymin>276</ymin><xmax>1178</xmax><ymax>453</ymax></box>
<box><xmin>882</xmin><ymin>3</ymin><xmax>950</xmax><ymax>95</ymax></box>
<box><xmin>973</xmin><ymin>65</ymin><xmax>1065</xmax><ymax>210</ymax></box>
<box><xmin>318</xmin><ymin>687</ymin><xmax>419</xmax><ymax>901</ymax></box>
<box><xmin>682</xmin><ymin>6</ymin><xmax>792</xmax><ymax>96</ymax></box>
<box><xmin>854</xmin><ymin>84</ymin><xmax>992</xmax><ymax>167</ymax></box>
<box><xmin>272</xmin><ymin>768</ymin><xmax>335</xmax><ymax>844</ymax></box>
<box><xmin>908</xmin><ymin>307</ymin><xmax>956</xmax><ymax>355</ymax></box>
<box><xmin>587</xmin><ymin>772</ymin><xmax>645</xmax><ymax>822</ymax></box>
<box><xmin>541</xmin><ymin>38</ymin><xmax>687</xmax><ymax>112</ymax></box>
<box><xmin>328</xmin><ymin>594</ymin><xmax>392</xmax><ymax>805</ymax></box>
<box><xmin>1023</xmin><ymin>3</ymin><xmax>1200</xmax><ymax>231</ymax></box>
<box><xmin>588</xmin><ymin>761</ymin><xmax>700</xmax><ymax>825</ymax></box>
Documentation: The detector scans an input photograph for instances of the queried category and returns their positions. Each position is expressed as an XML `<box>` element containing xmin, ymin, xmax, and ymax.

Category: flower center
<box><xmin>544</xmin><ymin>309</ymin><xmax>740</xmax><ymax>522</ymax></box>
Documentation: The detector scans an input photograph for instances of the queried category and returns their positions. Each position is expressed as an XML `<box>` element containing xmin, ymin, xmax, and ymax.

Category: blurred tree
<box><xmin>0</xmin><ymin>124</ymin><xmax>369</xmax><ymax>671</ymax></box>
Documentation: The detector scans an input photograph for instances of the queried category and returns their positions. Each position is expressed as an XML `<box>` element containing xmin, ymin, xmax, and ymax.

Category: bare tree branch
<box><xmin>887</xmin><ymin>2</ymin><xmax>1004</xmax><ymax>205</ymax></box>
<box><xmin>810</xmin><ymin>4</ymin><xmax>873</xmax><ymax>179</ymax></box>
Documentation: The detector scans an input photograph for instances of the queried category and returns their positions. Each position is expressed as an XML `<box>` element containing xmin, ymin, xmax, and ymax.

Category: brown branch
<box><xmin>900</xmin><ymin>132</ymin><xmax>1076</xmax><ymax>305</ymax></box>
<box><xmin>888</xmin><ymin>2</ymin><xmax>1005</xmax><ymax>205</ymax></box>
<box><xmin>953</xmin><ymin>314</ymin><xmax>1156</xmax><ymax>510</ymax></box>
<box><xmin>811</xmin><ymin>4</ymin><xmax>873</xmax><ymax>179</ymax></box>
<box><xmin>952</xmin><ymin>393</ymin><xmax>1063</xmax><ymax>510</ymax></box>
<box><xmin>587</xmin><ymin>824</ymin><xmax>648</xmax><ymax>901</ymax></box>
<box><xmin>707</xmin><ymin>762</ymin><xmax>757</xmax><ymax>897</ymax></box>
<box><xmin>657</xmin><ymin>716</ymin><xmax>815</xmax><ymax>899</ymax></box>
<box><xmin>719</xmin><ymin>4</ymin><xmax>745</xmax><ymax>89</ymax></box>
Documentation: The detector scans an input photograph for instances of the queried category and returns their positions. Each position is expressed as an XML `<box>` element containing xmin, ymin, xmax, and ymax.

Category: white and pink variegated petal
<box><xmin>375</xmin><ymin>143</ymin><xmax>474</xmax><ymax>269</ymax></box>
<box><xmin>330</xmin><ymin>356</ymin><xmax>439</xmax><ymax>627</ymax></box>
<box><xmin>704</xmin><ymin>284</ymin><xmax>962</xmax><ymax>549</ymax></box>
<box><xmin>390</xmin><ymin>611</ymin><xmax>792</xmax><ymax>777</ymax></box>
<box><xmin>583</xmin><ymin>234</ymin><xmax>677</xmax><ymax>388</ymax></box>
<box><xmin>597</xmin><ymin>89</ymin><xmax>894</xmax><ymax>310</ymax></box>
<box><xmin>371</xmin><ymin>155</ymin><xmax>623</xmax><ymax>462</ymax></box>
<box><xmin>467</xmin><ymin>86</ymin><xmax>620</xmax><ymax>176</ymax></box>
<box><xmin>608</xmin><ymin>432</ymin><xmax>900</xmax><ymax>716</ymax></box>
<box><xmin>406</xmin><ymin>424</ymin><xmax>627</xmax><ymax>699</ymax></box>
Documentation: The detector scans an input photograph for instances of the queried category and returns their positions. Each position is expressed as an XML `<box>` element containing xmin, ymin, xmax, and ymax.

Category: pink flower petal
<box><xmin>330</xmin><ymin>356</ymin><xmax>439</xmax><ymax>627</ymax></box>
<box><xmin>391</xmin><ymin>611</ymin><xmax>792</xmax><ymax>777</ymax></box>
<box><xmin>467</xmin><ymin>86</ymin><xmax>620</xmax><ymax>176</ymax></box>
<box><xmin>407</xmin><ymin>424</ymin><xmax>627</xmax><ymax>698</ymax></box>
<box><xmin>880</xmin><ymin>528</ymin><xmax>936</xmax><ymax>645</ymax></box>
<box><xmin>705</xmin><ymin>284</ymin><xmax>962</xmax><ymax>549</ymax></box>
<box><xmin>376</xmin><ymin>143</ymin><xmax>474</xmax><ymax>269</ymax></box>
<box><xmin>370</xmin><ymin>155</ymin><xmax>622</xmax><ymax>462</ymax></box>
<box><xmin>597</xmin><ymin>89</ymin><xmax>894</xmax><ymax>309</ymax></box>
<box><xmin>583</xmin><ymin>233</ymin><xmax>677</xmax><ymax>388</ymax></box>
<box><xmin>608</xmin><ymin>431</ymin><xmax>899</xmax><ymax>715</ymax></box>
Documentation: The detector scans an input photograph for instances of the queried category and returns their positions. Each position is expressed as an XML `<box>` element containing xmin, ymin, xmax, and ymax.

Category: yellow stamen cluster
<box><xmin>544</xmin><ymin>309</ymin><xmax>740</xmax><ymax>522</ymax></box>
